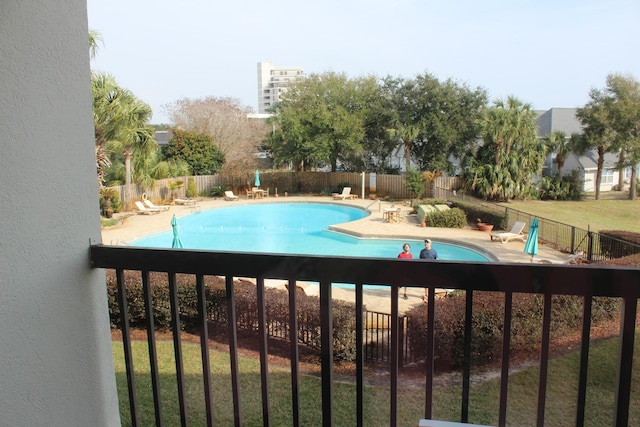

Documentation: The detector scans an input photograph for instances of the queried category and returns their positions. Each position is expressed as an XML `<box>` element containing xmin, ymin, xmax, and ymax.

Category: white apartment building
<box><xmin>257</xmin><ymin>61</ymin><xmax>305</xmax><ymax>114</ymax></box>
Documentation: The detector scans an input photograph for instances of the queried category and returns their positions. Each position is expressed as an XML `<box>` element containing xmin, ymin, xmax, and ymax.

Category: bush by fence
<box><xmin>105</xmin><ymin>270</ymin><xmax>359</xmax><ymax>361</ymax></box>
<box><xmin>449</xmin><ymin>199</ymin><xmax>508</xmax><ymax>229</ymax></box>
<box><xmin>405</xmin><ymin>292</ymin><xmax>620</xmax><ymax>370</ymax></box>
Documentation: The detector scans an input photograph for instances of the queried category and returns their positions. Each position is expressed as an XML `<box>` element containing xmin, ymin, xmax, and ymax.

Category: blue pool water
<box><xmin>132</xmin><ymin>203</ymin><xmax>489</xmax><ymax>261</ymax></box>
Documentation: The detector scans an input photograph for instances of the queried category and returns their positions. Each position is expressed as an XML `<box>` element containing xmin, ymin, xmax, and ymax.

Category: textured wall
<box><xmin>0</xmin><ymin>1</ymin><xmax>120</xmax><ymax>425</ymax></box>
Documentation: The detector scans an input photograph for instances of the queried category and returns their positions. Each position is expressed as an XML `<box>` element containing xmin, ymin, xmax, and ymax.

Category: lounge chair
<box><xmin>135</xmin><ymin>200</ymin><xmax>161</xmax><ymax>215</ymax></box>
<box><xmin>224</xmin><ymin>191</ymin><xmax>239</xmax><ymax>201</ymax></box>
<box><xmin>535</xmin><ymin>251</ymin><xmax>584</xmax><ymax>264</ymax></box>
<box><xmin>490</xmin><ymin>221</ymin><xmax>527</xmax><ymax>243</ymax></box>
<box><xmin>144</xmin><ymin>199</ymin><xmax>169</xmax><ymax>211</ymax></box>
<box><xmin>174</xmin><ymin>198</ymin><xmax>196</xmax><ymax>206</ymax></box>
<box><xmin>332</xmin><ymin>187</ymin><xmax>357</xmax><ymax>200</ymax></box>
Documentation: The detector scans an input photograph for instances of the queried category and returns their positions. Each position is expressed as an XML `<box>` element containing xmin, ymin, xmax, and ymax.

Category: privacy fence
<box><xmin>107</xmin><ymin>172</ymin><xmax>461</xmax><ymax>209</ymax></box>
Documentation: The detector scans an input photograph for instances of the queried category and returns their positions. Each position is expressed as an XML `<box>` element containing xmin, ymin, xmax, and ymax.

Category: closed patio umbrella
<box><xmin>171</xmin><ymin>215</ymin><xmax>183</xmax><ymax>249</ymax></box>
<box><xmin>255</xmin><ymin>169</ymin><xmax>260</xmax><ymax>187</ymax></box>
<box><xmin>524</xmin><ymin>217</ymin><xmax>539</xmax><ymax>261</ymax></box>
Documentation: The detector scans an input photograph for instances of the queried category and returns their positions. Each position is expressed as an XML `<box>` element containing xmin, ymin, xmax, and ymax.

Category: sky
<box><xmin>87</xmin><ymin>0</ymin><xmax>640</xmax><ymax>124</ymax></box>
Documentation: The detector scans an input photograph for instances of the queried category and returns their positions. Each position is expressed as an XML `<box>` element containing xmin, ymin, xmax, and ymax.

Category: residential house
<box><xmin>537</xmin><ymin>107</ymin><xmax>636</xmax><ymax>192</ymax></box>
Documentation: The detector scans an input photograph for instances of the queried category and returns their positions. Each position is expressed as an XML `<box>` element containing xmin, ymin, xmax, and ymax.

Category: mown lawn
<box><xmin>499</xmin><ymin>194</ymin><xmax>640</xmax><ymax>233</ymax></box>
<box><xmin>113</xmin><ymin>331</ymin><xmax>640</xmax><ymax>426</ymax></box>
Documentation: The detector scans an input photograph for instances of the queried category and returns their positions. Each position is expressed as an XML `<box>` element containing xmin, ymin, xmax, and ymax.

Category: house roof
<box><xmin>564</xmin><ymin>149</ymin><xmax>620</xmax><ymax>172</ymax></box>
<box><xmin>155</xmin><ymin>130</ymin><xmax>171</xmax><ymax>145</ymax></box>
<box><xmin>536</xmin><ymin>108</ymin><xmax>583</xmax><ymax>136</ymax></box>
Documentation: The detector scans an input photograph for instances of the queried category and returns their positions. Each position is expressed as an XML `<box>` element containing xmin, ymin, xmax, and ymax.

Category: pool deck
<box><xmin>101</xmin><ymin>196</ymin><xmax>570</xmax><ymax>314</ymax></box>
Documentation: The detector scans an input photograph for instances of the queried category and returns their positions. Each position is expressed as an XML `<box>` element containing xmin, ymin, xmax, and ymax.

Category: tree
<box><xmin>601</xmin><ymin>73</ymin><xmax>640</xmax><ymax>200</ymax></box>
<box><xmin>412</xmin><ymin>74</ymin><xmax>487</xmax><ymax>173</ymax></box>
<box><xmin>91</xmin><ymin>72</ymin><xmax>158</xmax><ymax>190</ymax></box>
<box><xmin>92</xmin><ymin>72</ymin><xmax>123</xmax><ymax>186</ymax></box>
<box><xmin>267</xmin><ymin>72</ymin><xmax>377</xmax><ymax>171</ymax></box>
<box><xmin>465</xmin><ymin>97</ymin><xmax>544</xmax><ymax>201</ymax></box>
<box><xmin>380</xmin><ymin>76</ymin><xmax>422</xmax><ymax>172</ymax></box>
<box><xmin>543</xmin><ymin>130</ymin><xmax>580</xmax><ymax>181</ymax></box>
<box><xmin>576</xmin><ymin>79</ymin><xmax>620</xmax><ymax>200</ymax></box>
<box><xmin>106</xmin><ymin>92</ymin><xmax>157</xmax><ymax>188</ymax></box>
<box><xmin>161</xmin><ymin>128</ymin><xmax>224</xmax><ymax>175</ymax></box>
<box><xmin>88</xmin><ymin>30</ymin><xmax>102</xmax><ymax>60</ymax></box>
<box><xmin>164</xmin><ymin>96</ymin><xmax>266</xmax><ymax>164</ymax></box>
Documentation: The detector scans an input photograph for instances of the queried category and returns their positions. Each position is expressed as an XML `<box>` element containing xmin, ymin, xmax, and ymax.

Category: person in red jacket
<box><xmin>397</xmin><ymin>243</ymin><xmax>412</xmax><ymax>259</ymax></box>
<box><xmin>397</xmin><ymin>243</ymin><xmax>413</xmax><ymax>298</ymax></box>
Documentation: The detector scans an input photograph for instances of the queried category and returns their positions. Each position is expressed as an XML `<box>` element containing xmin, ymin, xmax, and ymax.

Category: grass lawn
<box><xmin>113</xmin><ymin>331</ymin><xmax>640</xmax><ymax>426</ymax></box>
<box><xmin>499</xmin><ymin>192</ymin><xmax>640</xmax><ymax>233</ymax></box>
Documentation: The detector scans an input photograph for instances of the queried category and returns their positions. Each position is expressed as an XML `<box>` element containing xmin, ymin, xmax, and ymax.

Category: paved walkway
<box><xmin>101</xmin><ymin>196</ymin><xmax>569</xmax><ymax>315</ymax></box>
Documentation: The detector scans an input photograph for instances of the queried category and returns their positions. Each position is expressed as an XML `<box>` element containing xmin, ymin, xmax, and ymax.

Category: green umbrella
<box><xmin>255</xmin><ymin>169</ymin><xmax>260</xmax><ymax>187</ymax></box>
<box><xmin>171</xmin><ymin>215</ymin><xmax>183</xmax><ymax>249</ymax></box>
<box><xmin>524</xmin><ymin>217</ymin><xmax>539</xmax><ymax>261</ymax></box>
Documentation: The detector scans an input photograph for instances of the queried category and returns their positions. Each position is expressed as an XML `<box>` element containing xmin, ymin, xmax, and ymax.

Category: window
<box><xmin>602</xmin><ymin>169</ymin><xmax>614</xmax><ymax>184</ymax></box>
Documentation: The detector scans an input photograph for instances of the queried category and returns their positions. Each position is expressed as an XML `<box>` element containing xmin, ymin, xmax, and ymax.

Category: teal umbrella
<box><xmin>524</xmin><ymin>217</ymin><xmax>539</xmax><ymax>261</ymax></box>
<box><xmin>171</xmin><ymin>215</ymin><xmax>183</xmax><ymax>248</ymax></box>
<box><xmin>255</xmin><ymin>170</ymin><xmax>260</xmax><ymax>187</ymax></box>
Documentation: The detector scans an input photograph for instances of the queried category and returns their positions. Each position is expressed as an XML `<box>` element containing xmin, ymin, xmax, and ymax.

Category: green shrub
<box><xmin>405</xmin><ymin>291</ymin><xmax>620</xmax><ymax>370</ymax></box>
<box><xmin>185</xmin><ymin>177</ymin><xmax>198</xmax><ymax>198</ymax></box>
<box><xmin>449</xmin><ymin>199</ymin><xmax>508</xmax><ymax>229</ymax></box>
<box><xmin>105</xmin><ymin>270</ymin><xmax>360</xmax><ymax>361</ymax></box>
<box><xmin>424</xmin><ymin>207</ymin><xmax>467</xmax><ymax>228</ymax></box>
<box><xmin>209</xmin><ymin>185</ymin><xmax>228</xmax><ymax>198</ymax></box>
<box><xmin>538</xmin><ymin>171</ymin><xmax>584</xmax><ymax>201</ymax></box>
<box><xmin>403</xmin><ymin>168</ymin><xmax>426</xmax><ymax>199</ymax></box>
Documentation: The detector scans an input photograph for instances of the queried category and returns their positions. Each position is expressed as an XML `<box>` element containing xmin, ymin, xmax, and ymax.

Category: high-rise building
<box><xmin>257</xmin><ymin>61</ymin><xmax>305</xmax><ymax>114</ymax></box>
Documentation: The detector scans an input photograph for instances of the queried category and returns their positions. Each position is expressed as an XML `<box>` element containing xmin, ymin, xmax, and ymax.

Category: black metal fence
<box><xmin>439</xmin><ymin>187</ymin><xmax>640</xmax><ymax>262</ymax></box>
<box><xmin>91</xmin><ymin>245</ymin><xmax>640</xmax><ymax>427</ymax></box>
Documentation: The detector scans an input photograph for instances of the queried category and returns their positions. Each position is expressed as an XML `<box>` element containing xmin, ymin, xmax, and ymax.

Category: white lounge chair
<box><xmin>535</xmin><ymin>251</ymin><xmax>584</xmax><ymax>264</ymax></box>
<box><xmin>332</xmin><ymin>187</ymin><xmax>357</xmax><ymax>200</ymax></box>
<box><xmin>490</xmin><ymin>221</ymin><xmax>527</xmax><ymax>243</ymax></box>
<box><xmin>144</xmin><ymin>199</ymin><xmax>169</xmax><ymax>211</ymax></box>
<box><xmin>174</xmin><ymin>198</ymin><xmax>196</xmax><ymax>206</ymax></box>
<box><xmin>135</xmin><ymin>200</ymin><xmax>161</xmax><ymax>214</ymax></box>
<box><xmin>224</xmin><ymin>191</ymin><xmax>239</xmax><ymax>201</ymax></box>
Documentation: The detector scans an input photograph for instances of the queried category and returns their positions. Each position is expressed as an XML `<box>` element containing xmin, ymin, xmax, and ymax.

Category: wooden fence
<box><xmin>107</xmin><ymin>172</ymin><xmax>462</xmax><ymax>209</ymax></box>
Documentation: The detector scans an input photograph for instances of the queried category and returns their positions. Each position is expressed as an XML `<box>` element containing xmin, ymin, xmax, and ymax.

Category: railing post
<box><xmin>614</xmin><ymin>293</ymin><xmax>637</xmax><ymax>427</ymax></box>
<box><xmin>587</xmin><ymin>226</ymin><xmax>594</xmax><ymax>262</ymax></box>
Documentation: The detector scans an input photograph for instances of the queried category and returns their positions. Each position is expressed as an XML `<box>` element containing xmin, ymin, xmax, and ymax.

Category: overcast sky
<box><xmin>87</xmin><ymin>0</ymin><xmax>639</xmax><ymax>124</ymax></box>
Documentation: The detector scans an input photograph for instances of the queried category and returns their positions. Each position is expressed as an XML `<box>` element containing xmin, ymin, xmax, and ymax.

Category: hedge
<box><xmin>405</xmin><ymin>292</ymin><xmax>619</xmax><ymax>370</ymax></box>
<box><xmin>105</xmin><ymin>270</ymin><xmax>360</xmax><ymax>361</ymax></box>
<box><xmin>449</xmin><ymin>199</ymin><xmax>509</xmax><ymax>230</ymax></box>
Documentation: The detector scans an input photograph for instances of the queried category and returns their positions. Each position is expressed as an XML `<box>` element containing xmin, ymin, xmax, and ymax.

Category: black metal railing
<box><xmin>91</xmin><ymin>244</ymin><xmax>640</xmax><ymax>427</ymax></box>
<box><xmin>439</xmin><ymin>187</ymin><xmax>640</xmax><ymax>262</ymax></box>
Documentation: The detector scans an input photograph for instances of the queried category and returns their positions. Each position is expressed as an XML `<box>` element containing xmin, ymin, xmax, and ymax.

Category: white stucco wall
<box><xmin>0</xmin><ymin>1</ymin><xmax>120</xmax><ymax>425</ymax></box>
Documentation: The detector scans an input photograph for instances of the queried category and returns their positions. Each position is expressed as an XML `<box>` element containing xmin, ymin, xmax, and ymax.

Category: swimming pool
<box><xmin>132</xmin><ymin>203</ymin><xmax>489</xmax><ymax>261</ymax></box>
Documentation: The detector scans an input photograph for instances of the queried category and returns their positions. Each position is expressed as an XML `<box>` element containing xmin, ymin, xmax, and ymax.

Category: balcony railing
<box><xmin>90</xmin><ymin>244</ymin><xmax>640</xmax><ymax>427</ymax></box>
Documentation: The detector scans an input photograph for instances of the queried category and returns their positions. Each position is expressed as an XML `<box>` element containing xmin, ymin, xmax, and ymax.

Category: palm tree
<box><xmin>468</xmin><ymin>96</ymin><xmax>542</xmax><ymax>201</ymax></box>
<box><xmin>92</xmin><ymin>72</ymin><xmax>157</xmax><ymax>189</ymax></box>
<box><xmin>388</xmin><ymin>125</ymin><xmax>420</xmax><ymax>172</ymax></box>
<box><xmin>106</xmin><ymin>95</ymin><xmax>157</xmax><ymax>188</ymax></box>
<box><xmin>544</xmin><ymin>130</ymin><xmax>569</xmax><ymax>180</ymax></box>
<box><xmin>88</xmin><ymin>30</ymin><xmax>102</xmax><ymax>60</ymax></box>
<box><xmin>482</xmin><ymin>96</ymin><xmax>537</xmax><ymax>166</ymax></box>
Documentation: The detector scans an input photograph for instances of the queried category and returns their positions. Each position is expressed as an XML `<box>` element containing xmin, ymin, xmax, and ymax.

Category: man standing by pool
<box><xmin>419</xmin><ymin>239</ymin><xmax>438</xmax><ymax>260</ymax></box>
